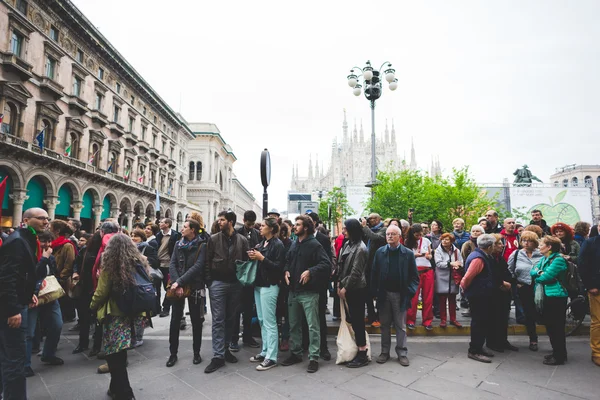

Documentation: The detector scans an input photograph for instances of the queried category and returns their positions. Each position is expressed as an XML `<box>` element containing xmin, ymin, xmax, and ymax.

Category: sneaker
<box><xmin>371</xmin><ymin>320</ymin><xmax>381</xmax><ymax>328</ymax></box>
<box><xmin>41</xmin><ymin>356</ymin><xmax>64</xmax><ymax>365</ymax></box>
<box><xmin>376</xmin><ymin>353</ymin><xmax>390</xmax><ymax>364</ymax></box>
<box><xmin>439</xmin><ymin>320</ymin><xmax>447</xmax><ymax>328</ymax></box>
<box><xmin>243</xmin><ymin>338</ymin><xmax>260</xmax><ymax>348</ymax></box>
<box><xmin>229</xmin><ymin>342</ymin><xmax>240</xmax><ymax>352</ymax></box>
<box><xmin>25</xmin><ymin>367</ymin><xmax>35</xmax><ymax>377</ymax></box>
<box><xmin>398</xmin><ymin>356</ymin><xmax>410</xmax><ymax>367</ymax></box>
<box><xmin>282</xmin><ymin>354</ymin><xmax>303</xmax><ymax>366</ymax></box>
<box><xmin>279</xmin><ymin>339</ymin><xmax>289</xmax><ymax>352</ymax></box>
<box><xmin>224</xmin><ymin>350</ymin><xmax>238</xmax><ymax>363</ymax></box>
<box><xmin>407</xmin><ymin>323</ymin><xmax>415</xmax><ymax>330</ymax></box>
<box><xmin>133</xmin><ymin>340</ymin><xmax>144</xmax><ymax>348</ymax></box>
<box><xmin>325</xmin><ymin>307</ymin><xmax>331</xmax><ymax>315</ymax></box>
<box><xmin>529</xmin><ymin>342</ymin><xmax>538</xmax><ymax>352</ymax></box>
<box><xmin>307</xmin><ymin>360</ymin><xmax>319</xmax><ymax>373</ymax></box>
<box><xmin>424</xmin><ymin>324</ymin><xmax>433</xmax><ymax>331</ymax></box>
<box><xmin>204</xmin><ymin>357</ymin><xmax>225</xmax><ymax>373</ymax></box>
<box><xmin>159</xmin><ymin>310</ymin><xmax>170</xmax><ymax>318</ymax></box>
<box><xmin>450</xmin><ymin>320</ymin><xmax>463</xmax><ymax>328</ymax></box>
<box><xmin>97</xmin><ymin>363</ymin><xmax>110</xmax><ymax>374</ymax></box>
<box><xmin>256</xmin><ymin>359</ymin><xmax>277</xmax><ymax>371</ymax></box>
<box><xmin>250</xmin><ymin>354</ymin><xmax>265</xmax><ymax>363</ymax></box>
<box><xmin>468</xmin><ymin>352</ymin><xmax>491</xmax><ymax>363</ymax></box>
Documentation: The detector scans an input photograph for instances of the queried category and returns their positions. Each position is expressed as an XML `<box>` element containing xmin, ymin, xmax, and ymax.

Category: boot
<box><xmin>347</xmin><ymin>350</ymin><xmax>369</xmax><ymax>368</ymax></box>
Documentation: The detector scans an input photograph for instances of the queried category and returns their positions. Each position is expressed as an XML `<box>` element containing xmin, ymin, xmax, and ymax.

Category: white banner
<box><xmin>345</xmin><ymin>186</ymin><xmax>371</xmax><ymax>220</ymax></box>
<box><xmin>510</xmin><ymin>187</ymin><xmax>593</xmax><ymax>225</ymax></box>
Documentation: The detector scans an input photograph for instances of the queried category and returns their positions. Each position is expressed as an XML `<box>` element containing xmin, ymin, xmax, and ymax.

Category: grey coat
<box><xmin>434</xmin><ymin>245</ymin><xmax>463</xmax><ymax>294</ymax></box>
<box><xmin>338</xmin><ymin>241</ymin><xmax>368</xmax><ymax>290</ymax></box>
<box><xmin>507</xmin><ymin>248</ymin><xmax>543</xmax><ymax>285</ymax></box>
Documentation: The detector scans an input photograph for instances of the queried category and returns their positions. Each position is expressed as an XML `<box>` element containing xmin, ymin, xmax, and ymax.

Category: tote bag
<box><xmin>335</xmin><ymin>299</ymin><xmax>372</xmax><ymax>364</ymax></box>
<box><xmin>235</xmin><ymin>260</ymin><xmax>258</xmax><ymax>287</ymax></box>
<box><xmin>38</xmin><ymin>275</ymin><xmax>66</xmax><ymax>306</ymax></box>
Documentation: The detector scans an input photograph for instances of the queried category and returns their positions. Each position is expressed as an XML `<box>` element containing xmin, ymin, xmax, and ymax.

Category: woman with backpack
<box><xmin>166</xmin><ymin>219</ymin><xmax>209</xmax><ymax>368</ymax></box>
<box><xmin>90</xmin><ymin>233</ymin><xmax>150</xmax><ymax>400</ymax></box>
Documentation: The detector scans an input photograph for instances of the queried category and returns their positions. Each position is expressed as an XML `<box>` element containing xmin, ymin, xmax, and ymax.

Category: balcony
<box><xmin>124</xmin><ymin>132</ymin><xmax>139</xmax><ymax>146</ymax></box>
<box><xmin>137</xmin><ymin>140</ymin><xmax>150</xmax><ymax>152</ymax></box>
<box><xmin>67</xmin><ymin>95</ymin><xmax>88</xmax><ymax>115</ymax></box>
<box><xmin>1</xmin><ymin>51</ymin><xmax>33</xmax><ymax>81</ymax></box>
<box><xmin>167</xmin><ymin>158</ymin><xmax>177</xmax><ymax>170</ymax></box>
<box><xmin>158</xmin><ymin>154</ymin><xmax>168</xmax><ymax>166</ymax></box>
<box><xmin>90</xmin><ymin>110</ymin><xmax>108</xmax><ymax>127</ymax></box>
<box><xmin>39</xmin><ymin>77</ymin><xmax>65</xmax><ymax>100</ymax></box>
<box><xmin>147</xmin><ymin>147</ymin><xmax>159</xmax><ymax>160</ymax></box>
<box><xmin>108</xmin><ymin>121</ymin><xmax>125</xmax><ymax>138</ymax></box>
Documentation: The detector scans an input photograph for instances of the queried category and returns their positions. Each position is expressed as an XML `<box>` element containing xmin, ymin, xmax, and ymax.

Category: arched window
<box><xmin>160</xmin><ymin>175</ymin><xmax>165</xmax><ymax>192</ymax></box>
<box><xmin>189</xmin><ymin>161</ymin><xmax>195</xmax><ymax>181</ymax></box>
<box><xmin>124</xmin><ymin>160</ymin><xmax>132</xmax><ymax>180</ymax></box>
<box><xmin>150</xmin><ymin>170</ymin><xmax>156</xmax><ymax>188</ymax></box>
<box><xmin>196</xmin><ymin>161</ymin><xmax>202</xmax><ymax>181</ymax></box>
<box><xmin>69</xmin><ymin>132</ymin><xmax>79</xmax><ymax>159</ymax></box>
<box><xmin>562</xmin><ymin>179</ymin><xmax>568</xmax><ymax>187</ymax></box>
<box><xmin>168</xmin><ymin>178</ymin><xmax>173</xmax><ymax>195</ymax></box>
<box><xmin>138</xmin><ymin>164</ymin><xmax>146</xmax><ymax>184</ymax></box>
<box><xmin>40</xmin><ymin>119</ymin><xmax>53</xmax><ymax>149</ymax></box>
<box><xmin>572</xmin><ymin>177</ymin><xmax>578</xmax><ymax>187</ymax></box>
<box><xmin>584</xmin><ymin>176</ymin><xmax>593</xmax><ymax>187</ymax></box>
<box><xmin>219</xmin><ymin>171</ymin><xmax>223</xmax><ymax>191</ymax></box>
<box><xmin>108</xmin><ymin>151</ymin><xmax>119</xmax><ymax>173</ymax></box>
<box><xmin>90</xmin><ymin>143</ymin><xmax>100</xmax><ymax>167</ymax></box>
<box><xmin>1</xmin><ymin>102</ymin><xmax>18</xmax><ymax>135</ymax></box>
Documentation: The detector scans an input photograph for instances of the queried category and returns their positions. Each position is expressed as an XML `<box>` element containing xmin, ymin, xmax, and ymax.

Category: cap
<box><xmin>268</xmin><ymin>208</ymin><xmax>280</xmax><ymax>217</ymax></box>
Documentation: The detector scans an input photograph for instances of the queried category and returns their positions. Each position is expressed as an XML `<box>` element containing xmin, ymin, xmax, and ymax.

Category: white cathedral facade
<box><xmin>290</xmin><ymin>111</ymin><xmax>441</xmax><ymax>194</ymax></box>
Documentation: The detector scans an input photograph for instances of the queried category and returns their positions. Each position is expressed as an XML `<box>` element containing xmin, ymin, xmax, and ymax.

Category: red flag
<box><xmin>0</xmin><ymin>176</ymin><xmax>7</xmax><ymax>247</ymax></box>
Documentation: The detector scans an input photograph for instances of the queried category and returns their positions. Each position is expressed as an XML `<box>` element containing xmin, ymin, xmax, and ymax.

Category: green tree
<box><xmin>318</xmin><ymin>187</ymin><xmax>354</xmax><ymax>232</ymax></box>
<box><xmin>366</xmin><ymin>167</ymin><xmax>498</xmax><ymax>231</ymax></box>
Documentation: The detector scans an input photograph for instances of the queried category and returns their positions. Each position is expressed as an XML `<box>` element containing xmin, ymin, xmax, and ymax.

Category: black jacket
<box><xmin>529</xmin><ymin>219</ymin><xmax>551</xmax><ymax>236</ymax></box>
<box><xmin>138</xmin><ymin>242</ymin><xmax>160</xmax><ymax>270</ymax></box>
<box><xmin>237</xmin><ymin>226</ymin><xmax>261</xmax><ymax>248</ymax></box>
<box><xmin>155</xmin><ymin>229</ymin><xmax>181</xmax><ymax>256</ymax></box>
<box><xmin>255</xmin><ymin>237</ymin><xmax>285</xmax><ymax>287</ymax></box>
<box><xmin>205</xmin><ymin>231</ymin><xmax>249</xmax><ymax>283</ymax></box>
<box><xmin>170</xmin><ymin>232</ymin><xmax>209</xmax><ymax>290</ymax></box>
<box><xmin>362</xmin><ymin>225</ymin><xmax>387</xmax><ymax>274</ymax></box>
<box><xmin>0</xmin><ymin>228</ymin><xmax>39</xmax><ymax>319</ymax></box>
<box><xmin>80</xmin><ymin>248</ymin><xmax>98</xmax><ymax>295</ymax></box>
<box><xmin>284</xmin><ymin>236</ymin><xmax>330</xmax><ymax>293</ymax></box>
<box><xmin>579</xmin><ymin>236</ymin><xmax>600</xmax><ymax>291</ymax></box>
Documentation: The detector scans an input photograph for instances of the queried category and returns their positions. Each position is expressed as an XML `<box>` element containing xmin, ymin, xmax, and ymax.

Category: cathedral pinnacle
<box><xmin>342</xmin><ymin>108</ymin><xmax>348</xmax><ymax>143</ymax></box>
<box><xmin>410</xmin><ymin>137</ymin><xmax>417</xmax><ymax>170</ymax></box>
<box><xmin>360</xmin><ymin>119</ymin><xmax>364</xmax><ymax>143</ymax></box>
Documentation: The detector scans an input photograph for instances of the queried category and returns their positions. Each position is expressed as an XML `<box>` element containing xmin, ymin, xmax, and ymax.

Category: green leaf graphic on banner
<box><xmin>554</xmin><ymin>190</ymin><xmax>567</xmax><ymax>203</ymax></box>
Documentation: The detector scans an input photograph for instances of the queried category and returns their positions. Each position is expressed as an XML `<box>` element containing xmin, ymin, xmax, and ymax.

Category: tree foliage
<box><xmin>366</xmin><ymin>167</ymin><xmax>499</xmax><ymax>231</ymax></box>
<box><xmin>318</xmin><ymin>186</ymin><xmax>355</xmax><ymax>231</ymax></box>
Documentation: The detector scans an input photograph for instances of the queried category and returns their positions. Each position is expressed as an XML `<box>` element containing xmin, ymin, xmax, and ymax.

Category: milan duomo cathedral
<box><xmin>290</xmin><ymin>110</ymin><xmax>442</xmax><ymax>193</ymax></box>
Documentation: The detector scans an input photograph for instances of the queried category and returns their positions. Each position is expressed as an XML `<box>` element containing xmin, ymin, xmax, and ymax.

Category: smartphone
<box><xmin>409</xmin><ymin>208</ymin><xmax>415</xmax><ymax>213</ymax></box>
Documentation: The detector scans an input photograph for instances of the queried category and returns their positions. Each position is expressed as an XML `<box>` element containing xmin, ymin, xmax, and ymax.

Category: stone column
<box><xmin>93</xmin><ymin>206</ymin><xmax>103</xmax><ymax>230</ymax></box>
<box><xmin>125</xmin><ymin>212</ymin><xmax>134</xmax><ymax>230</ymax></box>
<box><xmin>71</xmin><ymin>201</ymin><xmax>84</xmax><ymax>220</ymax></box>
<box><xmin>43</xmin><ymin>196</ymin><xmax>60</xmax><ymax>220</ymax></box>
<box><xmin>110</xmin><ymin>207</ymin><xmax>120</xmax><ymax>219</ymax></box>
<box><xmin>9</xmin><ymin>190</ymin><xmax>28</xmax><ymax>227</ymax></box>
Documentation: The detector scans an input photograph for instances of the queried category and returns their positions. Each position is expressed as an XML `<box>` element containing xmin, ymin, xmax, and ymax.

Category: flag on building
<box><xmin>124</xmin><ymin>168</ymin><xmax>130</xmax><ymax>181</ymax></box>
<box><xmin>167</xmin><ymin>185</ymin><xmax>172</xmax><ymax>195</ymax></box>
<box><xmin>0</xmin><ymin>113</ymin><xmax>4</xmax><ymax>124</ymax></box>
<box><xmin>88</xmin><ymin>149</ymin><xmax>99</xmax><ymax>164</ymax></box>
<box><xmin>107</xmin><ymin>159</ymin><xmax>114</xmax><ymax>173</ymax></box>
<box><xmin>35</xmin><ymin>127</ymin><xmax>45</xmax><ymax>150</ymax></box>
<box><xmin>155</xmin><ymin>189</ymin><xmax>160</xmax><ymax>213</ymax></box>
<box><xmin>137</xmin><ymin>175</ymin><xmax>144</xmax><ymax>183</ymax></box>
<box><xmin>64</xmin><ymin>143</ymin><xmax>72</xmax><ymax>157</ymax></box>
<box><xmin>0</xmin><ymin>176</ymin><xmax>7</xmax><ymax>235</ymax></box>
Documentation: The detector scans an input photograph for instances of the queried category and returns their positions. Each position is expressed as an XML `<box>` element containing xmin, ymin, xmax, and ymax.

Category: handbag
<box><xmin>141</xmin><ymin>246</ymin><xmax>164</xmax><ymax>280</ymax></box>
<box><xmin>236</xmin><ymin>260</ymin><xmax>258</xmax><ymax>287</ymax></box>
<box><xmin>335</xmin><ymin>299</ymin><xmax>372</xmax><ymax>365</ymax></box>
<box><xmin>166</xmin><ymin>243</ymin><xmax>204</xmax><ymax>299</ymax></box>
<box><xmin>67</xmin><ymin>276</ymin><xmax>83</xmax><ymax>299</ymax></box>
<box><xmin>38</xmin><ymin>275</ymin><xmax>66</xmax><ymax>306</ymax></box>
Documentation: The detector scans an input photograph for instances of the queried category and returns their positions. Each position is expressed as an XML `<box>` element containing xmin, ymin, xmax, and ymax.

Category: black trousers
<box><xmin>468</xmin><ymin>295</ymin><xmax>492</xmax><ymax>354</ymax></box>
<box><xmin>59</xmin><ymin>295</ymin><xmax>76</xmax><ymax>322</ymax></box>
<box><xmin>346</xmin><ymin>288</ymin><xmax>367</xmax><ymax>347</ymax></box>
<box><xmin>543</xmin><ymin>296</ymin><xmax>567</xmax><ymax>361</ymax></box>
<box><xmin>488</xmin><ymin>290</ymin><xmax>511</xmax><ymax>348</ymax></box>
<box><xmin>77</xmin><ymin>292</ymin><xmax>93</xmax><ymax>348</ymax></box>
<box><xmin>159</xmin><ymin>267</ymin><xmax>171</xmax><ymax>312</ymax></box>
<box><xmin>169</xmin><ymin>293</ymin><xmax>204</xmax><ymax>355</ymax></box>
<box><xmin>106</xmin><ymin>350</ymin><xmax>133</xmax><ymax>400</ymax></box>
<box><xmin>517</xmin><ymin>284</ymin><xmax>538</xmax><ymax>342</ymax></box>
<box><xmin>232</xmin><ymin>285</ymin><xmax>255</xmax><ymax>343</ymax></box>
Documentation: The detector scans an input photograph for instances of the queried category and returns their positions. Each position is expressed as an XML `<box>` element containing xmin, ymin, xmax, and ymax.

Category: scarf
<box><xmin>28</xmin><ymin>226</ymin><xmax>42</xmax><ymax>261</ymax></box>
<box><xmin>51</xmin><ymin>236</ymin><xmax>72</xmax><ymax>250</ymax></box>
<box><xmin>178</xmin><ymin>235</ymin><xmax>200</xmax><ymax>250</ymax></box>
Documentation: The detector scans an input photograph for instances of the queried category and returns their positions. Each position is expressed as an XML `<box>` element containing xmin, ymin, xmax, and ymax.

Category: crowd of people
<box><xmin>0</xmin><ymin>206</ymin><xmax>599</xmax><ymax>400</ymax></box>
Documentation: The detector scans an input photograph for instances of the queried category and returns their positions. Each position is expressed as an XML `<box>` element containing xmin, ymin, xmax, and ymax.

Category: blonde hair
<box><xmin>520</xmin><ymin>231</ymin><xmax>539</xmax><ymax>247</ymax></box>
<box><xmin>452</xmin><ymin>218</ymin><xmax>465</xmax><ymax>225</ymax></box>
<box><xmin>188</xmin><ymin>211</ymin><xmax>204</xmax><ymax>229</ymax></box>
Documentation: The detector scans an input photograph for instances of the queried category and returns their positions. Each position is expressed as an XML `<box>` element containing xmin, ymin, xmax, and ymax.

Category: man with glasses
<box><xmin>485</xmin><ymin>210</ymin><xmax>503</xmax><ymax>234</ymax></box>
<box><xmin>361</xmin><ymin>213</ymin><xmax>387</xmax><ymax>328</ymax></box>
<box><xmin>370</xmin><ymin>225</ymin><xmax>419</xmax><ymax>367</ymax></box>
<box><xmin>0</xmin><ymin>207</ymin><xmax>49</xmax><ymax>398</ymax></box>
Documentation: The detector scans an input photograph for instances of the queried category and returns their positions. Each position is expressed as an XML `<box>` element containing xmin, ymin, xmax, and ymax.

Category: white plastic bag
<box><xmin>335</xmin><ymin>300</ymin><xmax>372</xmax><ymax>364</ymax></box>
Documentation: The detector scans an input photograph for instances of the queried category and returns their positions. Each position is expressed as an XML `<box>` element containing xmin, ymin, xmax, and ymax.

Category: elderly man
<box><xmin>461</xmin><ymin>234</ymin><xmax>497</xmax><ymax>363</ymax></box>
<box><xmin>0</xmin><ymin>207</ymin><xmax>49</xmax><ymax>398</ymax></box>
<box><xmin>579</xmin><ymin>225</ymin><xmax>600</xmax><ymax>367</ymax></box>
<box><xmin>370</xmin><ymin>225</ymin><xmax>419</xmax><ymax>367</ymax></box>
<box><xmin>485</xmin><ymin>210</ymin><xmax>503</xmax><ymax>234</ymax></box>
<box><xmin>361</xmin><ymin>213</ymin><xmax>387</xmax><ymax>328</ymax></box>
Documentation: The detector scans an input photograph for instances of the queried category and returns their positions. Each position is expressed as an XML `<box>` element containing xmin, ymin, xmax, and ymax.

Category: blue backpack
<box><xmin>116</xmin><ymin>264</ymin><xmax>157</xmax><ymax>316</ymax></box>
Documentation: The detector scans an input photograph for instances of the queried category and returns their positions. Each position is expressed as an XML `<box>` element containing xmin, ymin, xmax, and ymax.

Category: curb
<box><xmin>326</xmin><ymin>324</ymin><xmax>590</xmax><ymax>336</ymax></box>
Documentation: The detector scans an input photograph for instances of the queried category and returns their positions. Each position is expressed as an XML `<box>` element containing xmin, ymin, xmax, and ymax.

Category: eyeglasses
<box><xmin>386</xmin><ymin>233</ymin><xmax>399</xmax><ymax>237</ymax></box>
<box><xmin>31</xmin><ymin>216</ymin><xmax>50</xmax><ymax>221</ymax></box>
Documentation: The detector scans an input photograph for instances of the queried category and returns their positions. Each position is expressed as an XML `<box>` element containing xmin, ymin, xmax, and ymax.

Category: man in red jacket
<box><xmin>500</xmin><ymin>218</ymin><xmax>520</xmax><ymax>262</ymax></box>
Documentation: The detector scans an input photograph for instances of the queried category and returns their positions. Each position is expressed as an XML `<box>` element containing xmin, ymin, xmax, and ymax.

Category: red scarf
<box><xmin>51</xmin><ymin>236</ymin><xmax>72</xmax><ymax>250</ymax></box>
<box><xmin>35</xmin><ymin>238</ymin><xmax>42</xmax><ymax>261</ymax></box>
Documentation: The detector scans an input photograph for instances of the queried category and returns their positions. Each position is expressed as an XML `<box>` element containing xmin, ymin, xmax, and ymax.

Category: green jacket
<box><xmin>530</xmin><ymin>252</ymin><xmax>568</xmax><ymax>298</ymax></box>
<box><xmin>90</xmin><ymin>270</ymin><xmax>146</xmax><ymax>321</ymax></box>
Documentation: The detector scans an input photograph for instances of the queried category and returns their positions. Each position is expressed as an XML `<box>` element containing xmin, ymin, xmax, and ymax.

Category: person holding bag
<box><xmin>337</xmin><ymin>219</ymin><xmax>370</xmax><ymax>368</ymax></box>
<box><xmin>434</xmin><ymin>233</ymin><xmax>464</xmax><ymax>328</ymax></box>
<box><xmin>166</xmin><ymin>219</ymin><xmax>209</xmax><ymax>367</ymax></box>
<box><xmin>531</xmin><ymin>235</ymin><xmax>569</xmax><ymax>365</ymax></box>
<box><xmin>247</xmin><ymin>217</ymin><xmax>285</xmax><ymax>371</ymax></box>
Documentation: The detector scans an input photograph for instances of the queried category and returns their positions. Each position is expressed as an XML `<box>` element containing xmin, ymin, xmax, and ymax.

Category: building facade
<box><xmin>550</xmin><ymin>164</ymin><xmax>600</xmax><ymax>222</ymax></box>
<box><xmin>0</xmin><ymin>0</ymin><xmax>260</xmax><ymax>231</ymax></box>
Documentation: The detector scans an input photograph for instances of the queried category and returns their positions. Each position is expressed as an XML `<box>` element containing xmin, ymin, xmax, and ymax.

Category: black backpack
<box><xmin>116</xmin><ymin>264</ymin><xmax>157</xmax><ymax>316</ymax></box>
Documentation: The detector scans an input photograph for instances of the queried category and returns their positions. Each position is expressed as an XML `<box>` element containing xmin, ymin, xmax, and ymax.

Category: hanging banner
<box><xmin>510</xmin><ymin>187</ymin><xmax>593</xmax><ymax>225</ymax></box>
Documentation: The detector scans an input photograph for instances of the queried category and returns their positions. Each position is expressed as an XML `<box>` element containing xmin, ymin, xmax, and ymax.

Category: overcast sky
<box><xmin>74</xmin><ymin>0</ymin><xmax>600</xmax><ymax>211</ymax></box>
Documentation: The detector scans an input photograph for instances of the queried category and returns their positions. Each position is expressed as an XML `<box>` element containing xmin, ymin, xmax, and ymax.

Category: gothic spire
<box><xmin>410</xmin><ymin>137</ymin><xmax>417</xmax><ymax>170</ymax></box>
<box><xmin>391</xmin><ymin>119</ymin><xmax>396</xmax><ymax>143</ymax></box>
<box><xmin>385</xmin><ymin>119</ymin><xmax>389</xmax><ymax>143</ymax></box>
<box><xmin>308</xmin><ymin>154</ymin><xmax>313</xmax><ymax>180</ymax></box>
<box><xmin>359</xmin><ymin>119</ymin><xmax>364</xmax><ymax>143</ymax></box>
<box><xmin>353</xmin><ymin>119</ymin><xmax>358</xmax><ymax>142</ymax></box>
<box><xmin>315</xmin><ymin>154</ymin><xmax>320</xmax><ymax>179</ymax></box>
<box><xmin>342</xmin><ymin>108</ymin><xmax>348</xmax><ymax>143</ymax></box>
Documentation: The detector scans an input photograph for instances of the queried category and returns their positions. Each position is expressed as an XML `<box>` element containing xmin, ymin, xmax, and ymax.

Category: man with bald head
<box><xmin>370</xmin><ymin>225</ymin><xmax>419</xmax><ymax>367</ymax></box>
<box><xmin>0</xmin><ymin>207</ymin><xmax>49</xmax><ymax>398</ymax></box>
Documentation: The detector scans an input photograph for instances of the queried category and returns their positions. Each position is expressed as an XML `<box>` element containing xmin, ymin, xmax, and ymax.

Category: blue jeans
<box><xmin>0</xmin><ymin>307</ymin><xmax>27</xmax><ymax>400</ymax></box>
<box><xmin>255</xmin><ymin>285</ymin><xmax>279</xmax><ymax>361</ymax></box>
<box><xmin>208</xmin><ymin>280</ymin><xmax>242</xmax><ymax>359</ymax></box>
<box><xmin>25</xmin><ymin>301</ymin><xmax>63</xmax><ymax>367</ymax></box>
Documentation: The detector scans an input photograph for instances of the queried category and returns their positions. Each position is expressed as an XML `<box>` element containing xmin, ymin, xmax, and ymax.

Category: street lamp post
<box><xmin>347</xmin><ymin>61</ymin><xmax>397</xmax><ymax>199</ymax></box>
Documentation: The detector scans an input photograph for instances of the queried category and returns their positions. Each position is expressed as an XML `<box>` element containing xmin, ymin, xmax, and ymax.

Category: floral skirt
<box><xmin>102</xmin><ymin>315</ymin><xmax>146</xmax><ymax>355</ymax></box>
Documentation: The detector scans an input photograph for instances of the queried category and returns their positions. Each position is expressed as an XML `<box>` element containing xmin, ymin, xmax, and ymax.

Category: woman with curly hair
<box><xmin>574</xmin><ymin>221</ymin><xmax>591</xmax><ymax>246</ymax></box>
<box><xmin>551</xmin><ymin>222</ymin><xmax>580</xmax><ymax>262</ymax></box>
<box><xmin>90</xmin><ymin>233</ymin><xmax>150</xmax><ymax>400</ymax></box>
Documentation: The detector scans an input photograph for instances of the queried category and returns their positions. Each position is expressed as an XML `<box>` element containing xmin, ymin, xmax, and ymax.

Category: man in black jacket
<box><xmin>281</xmin><ymin>215</ymin><xmax>330</xmax><ymax>374</ymax></box>
<box><xmin>155</xmin><ymin>218</ymin><xmax>182</xmax><ymax>318</ymax></box>
<box><xmin>0</xmin><ymin>207</ymin><xmax>49</xmax><ymax>398</ymax></box>
<box><xmin>230</xmin><ymin>210</ymin><xmax>261</xmax><ymax>350</ymax></box>
<box><xmin>579</xmin><ymin>225</ymin><xmax>600</xmax><ymax>367</ymax></box>
<box><xmin>529</xmin><ymin>210</ymin><xmax>551</xmax><ymax>236</ymax></box>
<box><xmin>361</xmin><ymin>213</ymin><xmax>387</xmax><ymax>327</ymax></box>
